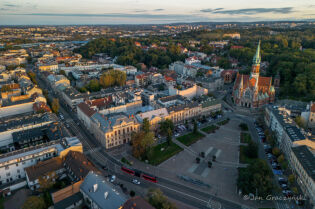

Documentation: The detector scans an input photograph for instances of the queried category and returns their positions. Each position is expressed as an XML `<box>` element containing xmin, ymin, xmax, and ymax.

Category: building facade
<box><xmin>233</xmin><ymin>41</ymin><xmax>276</xmax><ymax>108</ymax></box>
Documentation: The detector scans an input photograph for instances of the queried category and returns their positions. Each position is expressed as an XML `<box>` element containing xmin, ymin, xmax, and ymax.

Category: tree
<box><xmin>166</xmin><ymin>128</ymin><xmax>172</xmax><ymax>145</ymax></box>
<box><xmin>143</xmin><ymin>118</ymin><xmax>150</xmax><ymax>133</ymax></box>
<box><xmin>22</xmin><ymin>196</ymin><xmax>46</xmax><ymax>209</ymax></box>
<box><xmin>160</xmin><ymin>119</ymin><xmax>174</xmax><ymax>136</ymax></box>
<box><xmin>87</xmin><ymin>79</ymin><xmax>100</xmax><ymax>92</ymax></box>
<box><xmin>196</xmin><ymin>157</ymin><xmax>200</xmax><ymax>164</ymax></box>
<box><xmin>131</xmin><ymin>131</ymin><xmax>155</xmax><ymax>159</ymax></box>
<box><xmin>130</xmin><ymin>190</ymin><xmax>136</xmax><ymax>197</ymax></box>
<box><xmin>51</xmin><ymin>98</ymin><xmax>60</xmax><ymax>113</ymax></box>
<box><xmin>239</xmin><ymin>123</ymin><xmax>248</xmax><ymax>131</ymax></box>
<box><xmin>294</xmin><ymin>116</ymin><xmax>306</xmax><ymax>129</ymax></box>
<box><xmin>288</xmin><ymin>174</ymin><xmax>295</xmax><ymax>185</ymax></box>
<box><xmin>272</xmin><ymin>147</ymin><xmax>281</xmax><ymax>157</ymax></box>
<box><xmin>237</xmin><ymin>159</ymin><xmax>273</xmax><ymax>198</ymax></box>
<box><xmin>208</xmin><ymin>161</ymin><xmax>212</xmax><ymax>168</ymax></box>
<box><xmin>277</xmin><ymin>155</ymin><xmax>285</xmax><ymax>164</ymax></box>
<box><xmin>245</xmin><ymin>141</ymin><xmax>258</xmax><ymax>159</ymax></box>
<box><xmin>147</xmin><ymin>188</ymin><xmax>177</xmax><ymax>209</ymax></box>
<box><xmin>193</xmin><ymin>120</ymin><xmax>198</xmax><ymax>134</ymax></box>
<box><xmin>59</xmin><ymin>70</ymin><xmax>66</xmax><ymax>76</ymax></box>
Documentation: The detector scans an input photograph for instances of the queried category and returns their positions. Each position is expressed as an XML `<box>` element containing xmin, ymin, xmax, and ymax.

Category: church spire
<box><xmin>253</xmin><ymin>40</ymin><xmax>261</xmax><ymax>65</ymax></box>
<box><xmin>251</xmin><ymin>40</ymin><xmax>261</xmax><ymax>79</ymax></box>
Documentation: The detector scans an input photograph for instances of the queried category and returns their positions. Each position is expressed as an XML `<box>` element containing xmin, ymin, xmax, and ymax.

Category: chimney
<box><xmin>93</xmin><ymin>184</ymin><xmax>98</xmax><ymax>192</ymax></box>
<box><xmin>104</xmin><ymin>191</ymin><xmax>109</xmax><ymax>199</ymax></box>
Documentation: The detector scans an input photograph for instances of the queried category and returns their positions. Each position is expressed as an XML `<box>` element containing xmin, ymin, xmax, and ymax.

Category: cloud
<box><xmin>213</xmin><ymin>7</ymin><xmax>294</xmax><ymax>15</ymax></box>
<box><xmin>134</xmin><ymin>9</ymin><xmax>147</xmax><ymax>13</ymax></box>
<box><xmin>13</xmin><ymin>13</ymin><xmax>204</xmax><ymax>21</ymax></box>
<box><xmin>200</xmin><ymin>8</ymin><xmax>224</xmax><ymax>13</ymax></box>
<box><xmin>4</xmin><ymin>3</ymin><xmax>18</xmax><ymax>7</ymax></box>
<box><xmin>154</xmin><ymin>9</ymin><xmax>164</xmax><ymax>11</ymax></box>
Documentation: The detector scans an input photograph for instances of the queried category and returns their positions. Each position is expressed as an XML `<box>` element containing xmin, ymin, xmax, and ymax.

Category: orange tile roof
<box><xmin>311</xmin><ymin>103</ymin><xmax>315</xmax><ymax>113</ymax></box>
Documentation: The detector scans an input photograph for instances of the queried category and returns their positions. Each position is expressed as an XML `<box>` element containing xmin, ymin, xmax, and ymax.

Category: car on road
<box><xmin>110</xmin><ymin>175</ymin><xmax>116</xmax><ymax>182</ymax></box>
<box><xmin>132</xmin><ymin>179</ymin><xmax>140</xmax><ymax>185</ymax></box>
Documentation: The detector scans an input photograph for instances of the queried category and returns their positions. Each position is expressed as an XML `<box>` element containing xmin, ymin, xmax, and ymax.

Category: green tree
<box><xmin>51</xmin><ymin>98</ymin><xmax>60</xmax><ymax>113</ymax></box>
<box><xmin>22</xmin><ymin>196</ymin><xmax>46</xmax><ymax>209</ymax></box>
<box><xmin>147</xmin><ymin>188</ymin><xmax>177</xmax><ymax>209</ymax></box>
<box><xmin>245</xmin><ymin>141</ymin><xmax>258</xmax><ymax>159</ymax></box>
<box><xmin>166</xmin><ymin>128</ymin><xmax>173</xmax><ymax>145</ymax></box>
<box><xmin>143</xmin><ymin>118</ymin><xmax>150</xmax><ymax>133</ymax></box>
<box><xmin>272</xmin><ymin>147</ymin><xmax>281</xmax><ymax>157</ymax></box>
<box><xmin>160</xmin><ymin>119</ymin><xmax>174</xmax><ymax>136</ymax></box>
<box><xmin>288</xmin><ymin>174</ymin><xmax>295</xmax><ymax>185</ymax></box>
<box><xmin>277</xmin><ymin>155</ymin><xmax>285</xmax><ymax>164</ymax></box>
<box><xmin>193</xmin><ymin>120</ymin><xmax>198</xmax><ymax>134</ymax></box>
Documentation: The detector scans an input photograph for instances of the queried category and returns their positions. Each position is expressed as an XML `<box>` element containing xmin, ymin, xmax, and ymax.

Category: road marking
<box><xmin>205</xmin><ymin>147</ymin><xmax>213</xmax><ymax>156</ymax></box>
<box><xmin>157</xmin><ymin>183</ymin><xmax>209</xmax><ymax>204</ymax></box>
<box><xmin>188</xmin><ymin>164</ymin><xmax>199</xmax><ymax>173</ymax></box>
<box><xmin>201</xmin><ymin>168</ymin><xmax>210</xmax><ymax>177</ymax></box>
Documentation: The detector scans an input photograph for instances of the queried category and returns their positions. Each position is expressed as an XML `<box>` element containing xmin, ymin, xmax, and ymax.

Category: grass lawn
<box><xmin>240</xmin><ymin>132</ymin><xmax>252</xmax><ymax>143</ymax></box>
<box><xmin>148</xmin><ymin>142</ymin><xmax>183</xmax><ymax>166</ymax></box>
<box><xmin>217</xmin><ymin>118</ymin><xmax>230</xmax><ymax>126</ymax></box>
<box><xmin>201</xmin><ymin>125</ymin><xmax>219</xmax><ymax>134</ymax></box>
<box><xmin>239</xmin><ymin>145</ymin><xmax>256</xmax><ymax>164</ymax></box>
<box><xmin>177</xmin><ymin>132</ymin><xmax>205</xmax><ymax>146</ymax></box>
<box><xmin>0</xmin><ymin>197</ymin><xmax>4</xmax><ymax>209</ymax></box>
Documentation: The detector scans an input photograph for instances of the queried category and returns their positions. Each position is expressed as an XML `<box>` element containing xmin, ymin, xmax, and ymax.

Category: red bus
<box><xmin>142</xmin><ymin>174</ymin><xmax>157</xmax><ymax>183</ymax></box>
<box><xmin>121</xmin><ymin>166</ymin><xmax>135</xmax><ymax>175</ymax></box>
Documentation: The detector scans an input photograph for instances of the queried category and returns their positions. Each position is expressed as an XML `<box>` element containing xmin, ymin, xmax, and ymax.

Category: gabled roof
<box><xmin>80</xmin><ymin>171</ymin><xmax>126</xmax><ymax>209</ymax></box>
<box><xmin>122</xmin><ymin>196</ymin><xmax>154</xmax><ymax>209</ymax></box>
<box><xmin>64</xmin><ymin>151</ymin><xmax>98</xmax><ymax>180</ymax></box>
<box><xmin>77</xmin><ymin>102</ymin><xmax>96</xmax><ymax>117</ymax></box>
<box><xmin>25</xmin><ymin>157</ymin><xmax>63</xmax><ymax>181</ymax></box>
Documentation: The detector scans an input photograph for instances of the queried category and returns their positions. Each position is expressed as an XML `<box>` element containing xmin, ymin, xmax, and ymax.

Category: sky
<box><xmin>0</xmin><ymin>0</ymin><xmax>314</xmax><ymax>25</ymax></box>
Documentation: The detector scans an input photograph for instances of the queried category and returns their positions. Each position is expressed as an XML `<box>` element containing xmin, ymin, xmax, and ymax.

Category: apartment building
<box><xmin>290</xmin><ymin>146</ymin><xmax>315</xmax><ymax>208</ymax></box>
<box><xmin>80</xmin><ymin>171</ymin><xmax>126</xmax><ymax>209</ymax></box>
<box><xmin>0</xmin><ymin>137</ymin><xmax>82</xmax><ymax>190</ymax></box>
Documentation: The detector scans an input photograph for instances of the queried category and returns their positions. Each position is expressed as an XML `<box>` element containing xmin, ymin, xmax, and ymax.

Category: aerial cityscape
<box><xmin>0</xmin><ymin>1</ymin><xmax>314</xmax><ymax>209</ymax></box>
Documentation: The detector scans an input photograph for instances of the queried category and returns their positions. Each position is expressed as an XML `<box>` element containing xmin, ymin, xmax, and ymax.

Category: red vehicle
<box><xmin>121</xmin><ymin>166</ymin><xmax>135</xmax><ymax>175</ymax></box>
<box><xmin>121</xmin><ymin>166</ymin><xmax>157</xmax><ymax>183</ymax></box>
<box><xmin>141</xmin><ymin>174</ymin><xmax>157</xmax><ymax>183</ymax></box>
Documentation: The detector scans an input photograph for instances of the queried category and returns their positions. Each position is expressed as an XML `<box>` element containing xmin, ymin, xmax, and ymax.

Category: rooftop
<box><xmin>80</xmin><ymin>171</ymin><xmax>126</xmax><ymax>209</ymax></box>
<box><xmin>0</xmin><ymin>112</ymin><xmax>53</xmax><ymax>132</ymax></box>
<box><xmin>122</xmin><ymin>196</ymin><xmax>154</xmax><ymax>209</ymax></box>
<box><xmin>292</xmin><ymin>145</ymin><xmax>315</xmax><ymax>181</ymax></box>
<box><xmin>64</xmin><ymin>151</ymin><xmax>98</xmax><ymax>180</ymax></box>
<box><xmin>25</xmin><ymin>157</ymin><xmax>63</xmax><ymax>182</ymax></box>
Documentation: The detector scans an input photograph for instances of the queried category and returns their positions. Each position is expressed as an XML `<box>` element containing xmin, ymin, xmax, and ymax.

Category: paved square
<box><xmin>159</xmin><ymin>118</ymin><xmax>242</xmax><ymax>199</ymax></box>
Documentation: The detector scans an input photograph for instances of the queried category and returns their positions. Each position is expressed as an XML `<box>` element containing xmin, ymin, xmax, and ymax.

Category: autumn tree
<box><xmin>147</xmin><ymin>188</ymin><xmax>177</xmax><ymax>209</ymax></box>
<box><xmin>51</xmin><ymin>98</ymin><xmax>60</xmax><ymax>113</ymax></box>
<box><xmin>131</xmin><ymin>131</ymin><xmax>154</xmax><ymax>160</ymax></box>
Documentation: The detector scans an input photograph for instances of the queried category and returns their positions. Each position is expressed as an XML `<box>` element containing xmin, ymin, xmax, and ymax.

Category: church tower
<box><xmin>250</xmin><ymin>40</ymin><xmax>261</xmax><ymax>82</ymax></box>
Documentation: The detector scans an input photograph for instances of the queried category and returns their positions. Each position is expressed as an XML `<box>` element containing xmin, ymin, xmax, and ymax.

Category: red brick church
<box><xmin>232</xmin><ymin>41</ymin><xmax>276</xmax><ymax>108</ymax></box>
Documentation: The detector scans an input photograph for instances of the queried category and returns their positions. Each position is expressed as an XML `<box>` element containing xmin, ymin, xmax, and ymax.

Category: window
<box><xmin>16</xmin><ymin>163</ymin><xmax>18</xmax><ymax>167</ymax></box>
<box><xmin>6</xmin><ymin>172</ymin><xmax>10</xmax><ymax>177</ymax></box>
<box><xmin>5</xmin><ymin>166</ymin><xmax>9</xmax><ymax>170</ymax></box>
<box><xmin>17</xmin><ymin>169</ymin><xmax>20</xmax><ymax>173</ymax></box>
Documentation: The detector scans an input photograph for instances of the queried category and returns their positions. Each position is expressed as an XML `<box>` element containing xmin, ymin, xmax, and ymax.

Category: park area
<box><xmin>176</xmin><ymin>132</ymin><xmax>205</xmax><ymax>146</ymax></box>
<box><xmin>147</xmin><ymin>142</ymin><xmax>183</xmax><ymax>166</ymax></box>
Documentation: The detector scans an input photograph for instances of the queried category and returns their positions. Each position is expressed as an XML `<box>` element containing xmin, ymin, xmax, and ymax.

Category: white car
<box><xmin>132</xmin><ymin>179</ymin><xmax>140</xmax><ymax>185</ymax></box>
<box><xmin>110</xmin><ymin>175</ymin><xmax>116</xmax><ymax>182</ymax></box>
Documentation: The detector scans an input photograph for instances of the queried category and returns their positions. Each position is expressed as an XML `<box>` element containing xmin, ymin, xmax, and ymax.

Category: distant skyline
<box><xmin>0</xmin><ymin>0</ymin><xmax>314</xmax><ymax>25</ymax></box>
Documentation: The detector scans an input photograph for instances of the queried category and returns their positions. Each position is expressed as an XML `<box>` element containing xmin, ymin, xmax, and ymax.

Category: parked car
<box><xmin>281</xmin><ymin>184</ymin><xmax>288</xmax><ymax>190</ymax></box>
<box><xmin>110</xmin><ymin>175</ymin><xmax>116</xmax><ymax>182</ymax></box>
<box><xmin>132</xmin><ymin>179</ymin><xmax>140</xmax><ymax>185</ymax></box>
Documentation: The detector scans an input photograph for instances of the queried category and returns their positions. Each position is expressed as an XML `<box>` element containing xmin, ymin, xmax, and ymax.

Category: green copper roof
<box><xmin>252</xmin><ymin>40</ymin><xmax>261</xmax><ymax>65</ymax></box>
